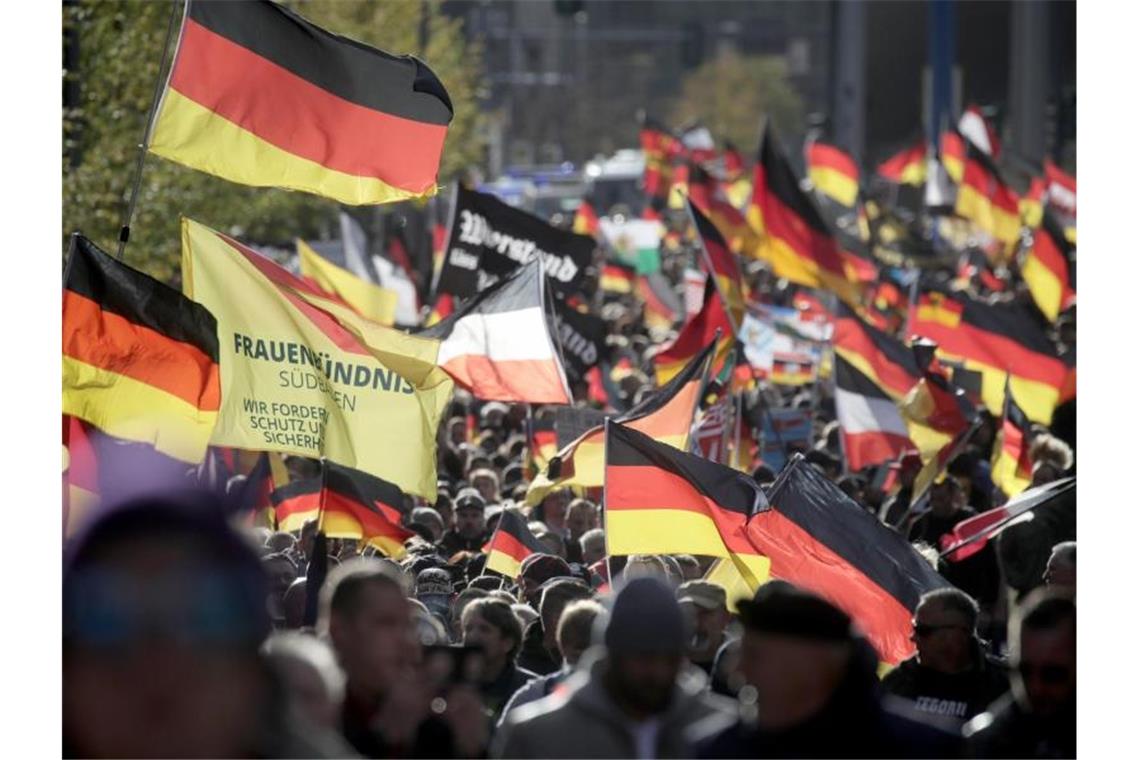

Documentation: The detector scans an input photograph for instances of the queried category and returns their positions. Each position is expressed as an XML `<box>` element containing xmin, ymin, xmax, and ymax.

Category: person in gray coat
<box><xmin>492</xmin><ymin>577</ymin><xmax>737</xmax><ymax>759</ymax></box>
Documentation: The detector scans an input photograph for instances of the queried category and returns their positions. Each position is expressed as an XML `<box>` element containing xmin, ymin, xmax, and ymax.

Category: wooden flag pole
<box><xmin>116</xmin><ymin>0</ymin><xmax>184</xmax><ymax>259</ymax></box>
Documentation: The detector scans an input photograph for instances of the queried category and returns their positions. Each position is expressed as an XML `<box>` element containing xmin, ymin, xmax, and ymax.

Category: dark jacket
<box><xmin>341</xmin><ymin>692</ymin><xmax>458</xmax><ymax>758</ymax></box>
<box><xmin>494</xmin><ymin>655</ymin><xmax>737</xmax><ymax>759</ymax></box>
<box><xmin>482</xmin><ymin>661</ymin><xmax>539</xmax><ymax>723</ymax></box>
<box><xmin>516</xmin><ymin>620</ymin><xmax>560</xmax><ymax>676</ymax></box>
<box><xmin>695</xmin><ymin>648</ymin><xmax>962</xmax><ymax>759</ymax></box>
<box><xmin>910</xmin><ymin>508</ymin><xmax>1001</xmax><ymax>605</ymax></box>
<box><xmin>880</xmin><ymin>643</ymin><xmax>1010</xmax><ymax>727</ymax></box>
<box><xmin>436</xmin><ymin>529</ymin><xmax>485</xmax><ymax>560</ymax></box>
<box><xmin>963</xmin><ymin>692</ymin><xmax>1076</xmax><ymax>759</ymax></box>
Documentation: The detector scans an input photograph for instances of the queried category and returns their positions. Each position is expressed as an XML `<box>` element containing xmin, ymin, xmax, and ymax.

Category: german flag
<box><xmin>910</xmin><ymin>417</ymin><xmax>980</xmax><ymax>508</ymax></box>
<box><xmin>63</xmin><ymin>233</ymin><xmax>220</xmax><ymax>464</ymax></box>
<box><xmin>573</xmin><ymin>197</ymin><xmax>600</xmax><ymax>236</ymax></box>
<box><xmin>600</xmin><ymin>262</ymin><xmax>636</xmax><ymax>294</ymax></box>
<box><xmin>747</xmin><ymin>128</ymin><xmax>860</xmax><ymax>304</ymax></box>
<box><xmin>148</xmin><ymin>0</ymin><xmax>452</xmax><ymax>205</ymax></box>
<box><xmin>940</xmin><ymin>131</ymin><xmax>966</xmax><ymax>183</ymax></box>
<box><xmin>528</xmin><ymin>416</ymin><xmax>558</xmax><ymax>478</ymax></box>
<box><xmin>990</xmin><ymin>381</ymin><xmax>1034</xmax><ymax>499</ymax></box>
<box><xmin>687</xmin><ymin>164</ymin><xmax>763</xmax><ymax>257</ymax></box>
<box><xmin>640</xmin><ymin>118</ymin><xmax>684</xmax><ymax>202</ymax></box>
<box><xmin>636</xmin><ymin>272</ymin><xmax>682</xmax><ymax>332</ymax></box>
<box><xmin>483</xmin><ymin>509</ymin><xmax>548</xmax><ymax>579</ymax></box>
<box><xmin>318</xmin><ymin>461</ymin><xmax>414</xmax><ymax>558</ymax></box>
<box><xmin>833</xmin><ymin>302</ymin><xmax>921</xmax><ymax>400</ymax></box>
<box><xmin>877</xmin><ymin>139</ymin><xmax>927</xmax><ymax>186</ymax></box>
<box><xmin>1020</xmin><ymin>175</ymin><xmax>1047</xmax><ymax>229</ymax></box>
<box><xmin>953</xmin><ymin>140</ymin><xmax>1021</xmax><ymax>249</ymax></box>
<box><xmin>806</xmin><ymin>141</ymin><xmax>860</xmax><ymax>208</ymax></box>
<box><xmin>525</xmin><ymin>338</ymin><xmax>713</xmax><ymax>506</ymax></box>
<box><xmin>604</xmin><ymin>421</ymin><xmax>772</xmax><ymax>590</ymax></box>
<box><xmin>898</xmin><ymin>355</ymin><xmax>976</xmax><ymax>459</ymax></box>
<box><xmin>688</xmin><ymin>198</ymin><xmax>745</xmax><ymax>329</ymax></box>
<box><xmin>297</xmin><ymin>239</ymin><xmax>397</xmax><ymax>325</ymax></box>
<box><xmin>653</xmin><ymin>278</ymin><xmax>735</xmax><ymax>386</ymax></box>
<box><xmin>833</xmin><ymin>355</ymin><xmax>914</xmax><ymax>471</ymax></box>
<box><xmin>769</xmin><ymin>355</ymin><xmax>816</xmax><ymax>386</ymax></box>
<box><xmin>745</xmin><ymin>454</ymin><xmax>951</xmax><ymax>665</ymax></box>
<box><xmin>1022</xmin><ymin>209</ymin><xmax>1076</xmax><ymax>322</ymax></box>
<box><xmin>909</xmin><ymin>289</ymin><xmax>1068</xmax><ymax>423</ymax></box>
<box><xmin>271</xmin><ymin>477</ymin><xmax>321</xmax><ymax>532</ymax></box>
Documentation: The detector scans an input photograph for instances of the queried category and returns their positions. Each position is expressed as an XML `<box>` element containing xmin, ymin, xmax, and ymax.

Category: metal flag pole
<box><xmin>116</xmin><ymin>0</ymin><xmax>185</xmax><ymax>260</ymax></box>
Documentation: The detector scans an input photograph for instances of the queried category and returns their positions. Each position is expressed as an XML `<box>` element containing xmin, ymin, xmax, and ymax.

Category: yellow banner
<box><xmin>181</xmin><ymin>218</ymin><xmax>452</xmax><ymax>498</ymax></box>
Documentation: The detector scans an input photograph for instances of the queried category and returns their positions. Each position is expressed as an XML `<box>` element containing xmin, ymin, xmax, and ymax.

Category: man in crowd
<box><xmin>517</xmin><ymin>578</ymin><xmax>595</xmax><ymax>676</ymax></box>
<box><xmin>498</xmin><ymin>599</ymin><xmax>608</xmax><ymax>725</ymax></box>
<box><xmin>1043</xmin><ymin>541</ymin><xmax>1076</xmax><ymax>590</ymax></box>
<box><xmin>461</xmin><ymin>597</ymin><xmax>538</xmax><ymax>721</ymax></box>
<box><xmin>564</xmin><ymin>498</ymin><xmax>599</xmax><ymax>563</ymax></box>
<box><xmin>881</xmin><ymin>588</ymin><xmax>1009</xmax><ymax>727</ymax></box>
<box><xmin>321</xmin><ymin>557</ymin><xmax>486</xmax><ymax>757</ymax></box>
<box><xmin>695</xmin><ymin>582</ymin><xmax>961</xmax><ymax>758</ymax></box>
<box><xmin>494</xmin><ymin>577</ymin><xmax>736</xmax><ymax>758</ymax></box>
<box><xmin>676</xmin><ymin>580</ymin><xmax>734</xmax><ymax>678</ymax></box>
<box><xmin>579</xmin><ymin>527</ymin><xmax>606</xmax><ymax>568</ymax></box>
<box><xmin>438</xmin><ymin>489</ymin><xmax>488</xmax><ymax>558</ymax></box>
<box><xmin>909</xmin><ymin>478</ymin><xmax>1001</xmax><ymax>608</ymax></box>
<box><xmin>963</xmin><ymin>589</ymin><xmax>1076</xmax><ymax>758</ymax></box>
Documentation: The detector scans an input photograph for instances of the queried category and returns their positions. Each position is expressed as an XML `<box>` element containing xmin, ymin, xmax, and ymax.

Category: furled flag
<box><xmin>806</xmin><ymin>140</ymin><xmax>860</xmax><ymax>208</ymax></box>
<box><xmin>958</xmin><ymin>105</ymin><xmax>1002</xmax><ymax>159</ymax></box>
<box><xmin>909</xmin><ymin>288</ymin><xmax>1069</xmax><ymax>424</ymax></box>
<box><xmin>640</xmin><ymin>117</ymin><xmax>685</xmax><ymax>203</ymax></box>
<box><xmin>525</xmin><ymin>338</ymin><xmax>714</xmax><ymax>507</ymax></box>
<box><xmin>317</xmin><ymin>460</ymin><xmax>414</xmax><ymax>558</ymax></box>
<box><xmin>834</xmin><ymin>354</ymin><xmax>915</xmax><ymax>472</ymax></box>
<box><xmin>687</xmin><ymin>163</ymin><xmax>763</xmax><ymax>257</ymax></box>
<box><xmin>747</xmin><ymin>127</ymin><xmax>861</xmax><ymax>305</ymax></box>
<box><xmin>990</xmin><ymin>380</ymin><xmax>1035</xmax><ymax>499</ymax></box>
<box><xmin>898</xmin><ymin>346</ymin><xmax>977</xmax><ymax>458</ymax></box>
<box><xmin>688</xmin><ymin>198</ymin><xmax>745</xmax><ymax>329</ymax></box>
<box><xmin>1022</xmin><ymin>209</ymin><xmax>1076</xmax><ymax>323</ymax></box>
<box><xmin>63</xmin><ymin>233</ymin><xmax>220</xmax><ymax>464</ymax></box>
<box><xmin>298</xmin><ymin>239</ymin><xmax>397</xmax><ymax>325</ymax></box>
<box><xmin>939</xmin><ymin>477</ymin><xmax>1074</xmax><ymax>563</ymax></box>
<box><xmin>181</xmin><ymin>217</ymin><xmax>453</xmax><ymax>498</ymax></box>
<box><xmin>653</xmin><ymin>278</ymin><xmax>735</xmax><ymax>386</ymax></box>
<box><xmin>148</xmin><ymin>0</ymin><xmax>452</xmax><ymax>204</ymax></box>
<box><xmin>416</xmin><ymin>259</ymin><xmax>572</xmax><ymax>404</ymax></box>
<box><xmin>877</xmin><ymin>138</ymin><xmax>927</xmax><ymax>186</ymax></box>
<box><xmin>745</xmin><ymin>453</ymin><xmax>951</xmax><ymax>665</ymax></box>
<box><xmin>604</xmin><ymin>421</ymin><xmax>772</xmax><ymax>591</ymax></box>
<box><xmin>483</xmin><ymin>509</ymin><xmax>549</xmax><ymax>579</ymax></box>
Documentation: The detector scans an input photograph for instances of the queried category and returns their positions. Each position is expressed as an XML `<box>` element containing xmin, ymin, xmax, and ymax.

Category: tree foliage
<box><xmin>63</xmin><ymin>0</ymin><xmax>483</xmax><ymax>282</ymax></box>
<box><xmin>669</xmin><ymin>49</ymin><xmax>804</xmax><ymax>153</ymax></box>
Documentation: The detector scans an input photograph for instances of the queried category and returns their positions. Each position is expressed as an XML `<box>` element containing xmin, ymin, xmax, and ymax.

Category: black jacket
<box><xmin>963</xmin><ymin>692</ymin><xmax>1076</xmax><ymax>759</ymax></box>
<box><xmin>696</xmin><ymin>648</ymin><xmax>962</xmax><ymax>758</ymax></box>
<box><xmin>909</xmin><ymin>508</ymin><xmax>1001</xmax><ymax>605</ymax></box>
<box><xmin>436</xmin><ymin>529</ymin><xmax>485</xmax><ymax>560</ymax></box>
<box><xmin>481</xmin><ymin>661</ymin><xmax>539</xmax><ymax>723</ymax></box>
<box><xmin>516</xmin><ymin>620</ymin><xmax>560</xmax><ymax>676</ymax></box>
<box><xmin>341</xmin><ymin>692</ymin><xmax>457</xmax><ymax>758</ymax></box>
<box><xmin>880</xmin><ymin>644</ymin><xmax>1010</xmax><ymax>726</ymax></box>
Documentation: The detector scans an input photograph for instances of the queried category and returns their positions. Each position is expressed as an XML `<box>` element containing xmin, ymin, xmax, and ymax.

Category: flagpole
<box><xmin>602</xmin><ymin>418</ymin><xmax>614</xmax><ymax>589</ymax></box>
<box><xmin>116</xmin><ymin>0</ymin><xmax>185</xmax><ymax>260</ymax></box>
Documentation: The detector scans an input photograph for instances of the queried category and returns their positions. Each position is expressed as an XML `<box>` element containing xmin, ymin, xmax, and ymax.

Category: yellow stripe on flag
<box><xmin>297</xmin><ymin>240</ymin><xmax>397</xmax><ymax>325</ymax></box>
<box><xmin>319</xmin><ymin>511</ymin><xmax>407</xmax><ymax>559</ymax></box>
<box><xmin>955</xmin><ymin>184</ymin><xmax>1021</xmax><ymax>246</ymax></box>
<box><xmin>606</xmin><ymin>509</ymin><xmax>733</xmax><ymax>557</ymax></box>
<box><xmin>150</xmin><ymin>89</ymin><xmax>434</xmax><ymax>206</ymax></box>
<box><xmin>62</xmin><ymin>355</ymin><xmax>217</xmax><ymax>463</ymax></box>
<box><xmin>1022</xmin><ymin>254</ymin><xmax>1064</xmax><ymax>323</ymax></box>
<box><xmin>810</xmin><ymin>166</ymin><xmax>859</xmax><ymax>207</ymax></box>
<box><xmin>704</xmin><ymin>555</ymin><xmax>772</xmax><ymax>613</ymax></box>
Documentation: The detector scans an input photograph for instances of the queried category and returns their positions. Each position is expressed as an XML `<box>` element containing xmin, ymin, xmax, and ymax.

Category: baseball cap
<box><xmin>415</xmin><ymin>568</ymin><xmax>454</xmax><ymax>598</ymax></box>
<box><xmin>676</xmin><ymin>580</ymin><xmax>727</xmax><ymax>611</ymax></box>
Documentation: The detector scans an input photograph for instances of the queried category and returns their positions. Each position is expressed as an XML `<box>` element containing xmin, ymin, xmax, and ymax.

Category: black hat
<box><xmin>736</xmin><ymin>582</ymin><xmax>854</xmax><ymax>642</ymax></box>
<box><xmin>454</xmin><ymin>488</ymin><xmax>486</xmax><ymax>513</ymax></box>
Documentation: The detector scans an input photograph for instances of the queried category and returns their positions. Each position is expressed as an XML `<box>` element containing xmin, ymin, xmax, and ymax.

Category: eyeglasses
<box><xmin>911</xmin><ymin>622</ymin><xmax>969</xmax><ymax>639</ymax></box>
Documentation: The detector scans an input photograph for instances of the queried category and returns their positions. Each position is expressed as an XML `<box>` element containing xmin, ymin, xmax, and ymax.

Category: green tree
<box><xmin>63</xmin><ymin>0</ymin><xmax>483</xmax><ymax>283</ymax></box>
<box><xmin>668</xmin><ymin>49</ymin><xmax>803</xmax><ymax>153</ymax></box>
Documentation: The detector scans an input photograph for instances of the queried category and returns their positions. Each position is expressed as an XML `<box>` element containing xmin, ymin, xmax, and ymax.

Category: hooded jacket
<box><xmin>492</xmin><ymin>652</ymin><xmax>736</xmax><ymax>759</ymax></box>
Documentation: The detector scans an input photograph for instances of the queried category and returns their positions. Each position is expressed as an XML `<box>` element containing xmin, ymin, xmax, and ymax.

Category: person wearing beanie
<box><xmin>493</xmin><ymin>578</ymin><xmax>736</xmax><ymax>759</ymax></box>
<box><xmin>63</xmin><ymin>490</ymin><xmax>350</xmax><ymax>758</ymax></box>
<box><xmin>693</xmin><ymin>582</ymin><xmax>961</xmax><ymax>758</ymax></box>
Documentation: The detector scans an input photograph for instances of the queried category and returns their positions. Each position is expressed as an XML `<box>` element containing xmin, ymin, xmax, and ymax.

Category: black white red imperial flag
<box><xmin>434</xmin><ymin>185</ymin><xmax>596</xmax><ymax>298</ymax></box>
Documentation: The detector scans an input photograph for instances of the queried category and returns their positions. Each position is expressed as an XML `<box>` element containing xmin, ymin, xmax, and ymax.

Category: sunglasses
<box><xmin>911</xmin><ymin>622</ymin><xmax>969</xmax><ymax>638</ymax></box>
